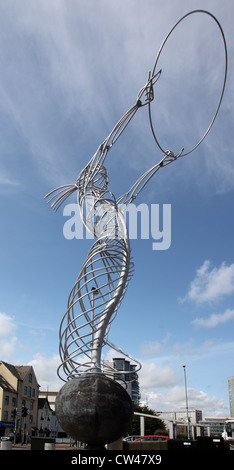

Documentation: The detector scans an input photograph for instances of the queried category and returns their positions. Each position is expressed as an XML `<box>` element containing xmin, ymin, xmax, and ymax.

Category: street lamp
<box><xmin>182</xmin><ymin>365</ymin><xmax>190</xmax><ymax>439</ymax></box>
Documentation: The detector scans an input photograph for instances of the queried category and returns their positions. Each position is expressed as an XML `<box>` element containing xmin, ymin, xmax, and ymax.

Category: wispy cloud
<box><xmin>140</xmin><ymin>333</ymin><xmax>172</xmax><ymax>356</ymax></box>
<box><xmin>180</xmin><ymin>260</ymin><xmax>234</xmax><ymax>304</ymax></box>
<box><xmin>192</xmin><ymin>308</ymin><xmax>234</xmax><ymax>328</ymax></box>
<box><xmin>0</xmin><ymin>1</ymin><xmax>232</xmax><ymax>192</ymax></box>
<box><xmin>0</xmin><ymin>170</ymin><xmax>20</xmax><ymax>188</ymax></box>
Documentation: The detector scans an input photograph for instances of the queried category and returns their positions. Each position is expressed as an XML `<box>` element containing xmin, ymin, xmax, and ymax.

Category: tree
<box><xmin>126</xmin><ymin>404</ymin><xmax>167</xmax><ymax>436</ymax></box>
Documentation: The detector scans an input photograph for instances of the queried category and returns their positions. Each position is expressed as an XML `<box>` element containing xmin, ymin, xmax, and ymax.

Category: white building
<box><xmin>39</xmin><ymin>390</ymin><xmax>57</xmax><ymax>411</ymax></box>
<box><xmin>37</xmin><ymin>398</ymin><xmax>53</xmax><ymax>436</ymax></box>
<box><xmin>156</xmin><ymin>409</ymin><xmax>202</xmax><ymax>438</ymax></box>
<box><xmin>199</xmin><ymin>417</ymin><xmax>227</xmax><ymax>437</ymax></box>
<box><xmin>38</xmin><ymin>392</ymin><xmax>68</xmax><ymax>437</ymax></box>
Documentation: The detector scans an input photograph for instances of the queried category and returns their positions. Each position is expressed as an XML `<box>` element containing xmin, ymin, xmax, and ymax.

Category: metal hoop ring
<box><xmin>148</xmin><ymin>9</ymin><xmax>228</xmax><ymax>157</ymax></box>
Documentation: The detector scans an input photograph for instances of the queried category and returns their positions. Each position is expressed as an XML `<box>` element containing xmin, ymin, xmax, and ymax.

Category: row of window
<box><xmin>3</xmin><ymin>410</ymin><xmax>34</xmax><ymax>423</ymax></box>
<box><xmin>24</xmin><ymin>386</ymin><xmax>36</xmax><ymax>397</ymax></box>
<box><xmin>4</xmin><ymin>390</ymin><xmax>36</xmax><ymax>407</ymax></box>
<box><xmin>5</xmin><ymin>395</ymin><xmax>36</xmax><ymax>407</ymax></box>
<box><xmin>4</xmin><ymin>396</ymin><xmax>34</xmax><ymax>410</ymax></box>
<box><xmin>4</xmin><ymin>396</ymin><xmax>17</xmax><ymax>406</ymax></box>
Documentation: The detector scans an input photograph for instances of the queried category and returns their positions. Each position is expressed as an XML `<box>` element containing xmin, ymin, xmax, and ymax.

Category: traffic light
<box><xmin>22</xmin><ymin>406</ymin><xmax>28</xmax><ymax>417</ymax></box>
<box><xmin>11</xmin><ymin>409</ymin><xmax>16</xmax><ymax>420</ymax></box>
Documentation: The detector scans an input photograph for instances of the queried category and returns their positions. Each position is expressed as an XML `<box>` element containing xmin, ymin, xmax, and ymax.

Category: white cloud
<box><xmin>192</xmin><ymin>308</ymin><xmax>234</xmax><ymax>328</ymax></box>
<box><xmin>181</xmin><ymin>260</ymin><xmax>234</xmax><ymax>304</ymax></box>
<box><xmin>0</xmin><ymin>312</ymin><xmax>16</xmax><ymax>337</ymax></box>
<box><xmin>28</xmin><ymin>352</ymin><xmax>61</xmax><ymax>391</ymax></box>
<box><xmin>0</xmin><ymin>312</ymin><xmax>18</xmax><ymax>358</ymax></box>
<box><xmin>0</xmin><ymin>336</ymin><xmax>18</xmax><ymax>358</ymax></box>
<box><xmin>141</xmin><ymin>386</ymin><xmax>228</xmax><ymax>417</ymax></box>
<box><xmin>0</xmin><ymin>312</ymin><xmax>61</xmax><ymax>388</ymax></box>
<box><xmin>139</xmin><ymin>361</ymin><xmax>180</xmax><ymax>389</ymax></box>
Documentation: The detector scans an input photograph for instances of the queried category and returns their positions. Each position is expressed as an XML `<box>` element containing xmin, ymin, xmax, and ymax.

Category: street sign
<box><xmin>16</xmin><ymin>411</ymin><xmax>22</xmax><ymax>417</ymax></box>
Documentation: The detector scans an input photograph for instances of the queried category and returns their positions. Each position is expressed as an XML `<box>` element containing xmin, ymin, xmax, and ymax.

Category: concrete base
<box><xmin>55</xmin><ymin>373</ymin><xmax>133</xmax><ymax>446</ymax></box>
<box><xmin>1</xmin><ymin>441</ymin><xmax>12</xmax><ymax>450</ymax></box>
<box><xmin>31</xmin><ymin>437</ymin><xmax>56</xmax><ymax>450</ymax></box>
<box><xmin>44</xmin><ymin>442</ymin><xmax>56</xmax><ymax>450</ymax></box>
<box><xmin>124</xmin><ymin>440</ymin><xmax>168</xmax><ymax>451</ymax></box>
<box><xmin>107</xmin><ymin>437</ymin><xmax>124</xmax><ymax>450</ymax></box>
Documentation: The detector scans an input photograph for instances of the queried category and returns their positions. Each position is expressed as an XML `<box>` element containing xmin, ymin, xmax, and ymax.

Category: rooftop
<box><xmin>0</xmin><ymin>361</ymin><xmax>39</xmax><ymax>385</ymax></box>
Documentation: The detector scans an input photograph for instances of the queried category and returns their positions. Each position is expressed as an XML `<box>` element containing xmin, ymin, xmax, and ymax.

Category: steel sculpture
<box><xmin>45</xmin><ymin>10</ymin><xmax>227</xmax><ymax>388</ymax></box>
<box><xmin>46</xmin><ymin>10</ymin><xmax>227</xmax><ymax>447</ymax></box>
<box><xmin>45</xmin><ymin>13</ymin><xmax>227</xmax><ymax>449</ymax></box>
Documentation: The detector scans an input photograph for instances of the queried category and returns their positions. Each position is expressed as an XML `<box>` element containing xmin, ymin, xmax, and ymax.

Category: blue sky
<box><xmin>0</xmin><ymin>0</ymin><xmax>234</xmax><ymax>418</ymax></box>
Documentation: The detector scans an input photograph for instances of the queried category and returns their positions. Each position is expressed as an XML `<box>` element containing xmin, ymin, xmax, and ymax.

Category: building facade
<box><xmin>38</xmin><ymin>398</ymin><xmax>53</xmax><ymax>437</ymax></box>
<box><xmin>199</xmin><ymin>417</ymin><xmax>227</xmax><ymax>437</ymax></box>
<box><xmin>38</xmin><ymin>391</ymin><xmax>67</xmax><ymax>437</ymax></box>
<box><xmin>0</xmin><ymin>374</ymin><xmax>17</xmax><ymax>436</ymax></box>
<box><xmin>228</xmin><ymin>376</ymin><xmax>234</xmax><ymax>418</ymax></box>
<box><xmin>39</xmin><ymin>390</ymin><xmax>57</xmax><ymax>411</ymax></box>
<box><xmin>103</xmin><ymin>357</ymin><xmax>140</xmax><ymax>403</ymax></box>
<box><xmin>156</xmin><ymin>409</ymin><xmax>202</xmax><ymax>438</ymax></box>
<box><xmin>0</xmin><ymin>361</ymin><xmax>39</xmax><ymax>439</ymax></box>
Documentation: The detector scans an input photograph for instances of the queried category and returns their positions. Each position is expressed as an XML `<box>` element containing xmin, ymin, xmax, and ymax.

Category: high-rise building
<box><xmin>103</xmin><ymin>357</ymin><xmax>140</xmax><ymax>403</ymax></box>
<box><xmin>228</xmin><ymin>376</ymin><xmax>234</xmax><ymax>418</ymax></box>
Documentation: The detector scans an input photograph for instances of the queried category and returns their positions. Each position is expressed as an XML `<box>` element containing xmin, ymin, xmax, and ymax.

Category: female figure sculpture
<box><xmin>45</xmin><ymin>10</ymin><xmax>227</xmax><ymax>447</ymax></box>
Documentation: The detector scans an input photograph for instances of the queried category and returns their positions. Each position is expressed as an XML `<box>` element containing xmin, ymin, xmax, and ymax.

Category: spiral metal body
<box><xmin>46</xmin><ymin>74</ymin><xmax>158</xmax><ymax>381</ymax></box>
<box><xmin>45</xmin><ymin>10</ymin><xmax>227</xmax><ymax>382</ymax></box>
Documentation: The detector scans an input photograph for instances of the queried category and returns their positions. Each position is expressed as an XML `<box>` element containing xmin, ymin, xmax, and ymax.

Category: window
<box><xmin>24</xmin><ymin>386</ymin><xmax>27</xmax><ymax>395</ymax></box>
<box><xmin>29</xmin><ymin>415</ymin><xmax>33</xmax><ymax>424</ymax></box>
<box><xmin>22</xmin><ymin>399</ymin><xmax>26</xmax><ymax>407</ymax></box>
<box><xmin>32</xmin><ymin>388</ymin><xmax>35</xmax><ymax>397</ymax></box>
<box><xmin>28</xmin><ymin>373</ymin><xmax>32</xmax><ymax>383</ymax></box>
<box><xmin>28</xmin><ymin>386</ymin><xmax>31</xmax><ymax>397</ymax></box>
<box><xmin>5</xmin><ymin>396</ymin><xmax>9</xmax><ymax>406</ymax></box>
<box><xmin>12</xmin><ymin>397</ymin><xmax>16</xmax><ymax>407</ymax></box>
<box><xmin>30</xmin><ymin>401</ymin><xmax>33</xmax><ymax>410</ymax></box>
<box><xmin>4</xmin><ymin>411</ymin><xmax>8</xmax><ymax>420</ymax></box>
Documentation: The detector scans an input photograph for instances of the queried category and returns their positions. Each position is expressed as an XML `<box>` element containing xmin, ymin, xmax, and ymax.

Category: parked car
<box><xmin>135</xmin><ymin>435</ymin><xmax>169</xmax><ymax>442</ymax></box>
<box><xmin>123</xmin><ymin>435</ymin><xmax>141</xmax><ymax>441</ymax></box>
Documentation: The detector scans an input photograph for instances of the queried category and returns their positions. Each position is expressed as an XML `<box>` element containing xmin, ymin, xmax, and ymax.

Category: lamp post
<box><xmin>182</xmin><ymin>365</ymin><xmax>190</xmax><ymax>439</ymax></box>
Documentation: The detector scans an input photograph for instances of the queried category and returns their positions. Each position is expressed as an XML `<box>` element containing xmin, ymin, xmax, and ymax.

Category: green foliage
<box><xmin>176</xmin><ymin>432</ymin><xmax>188</xmax><ymax>439</ymax></box>
<box><xmin>126</xmin><ymin>404</ymin><xmax>167</xmax><ymax>436</ymax></box>
<box><xmin>154</xmin><ymin>429</ymin><xmax>169</xmax><ymax>436</ymax></box>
